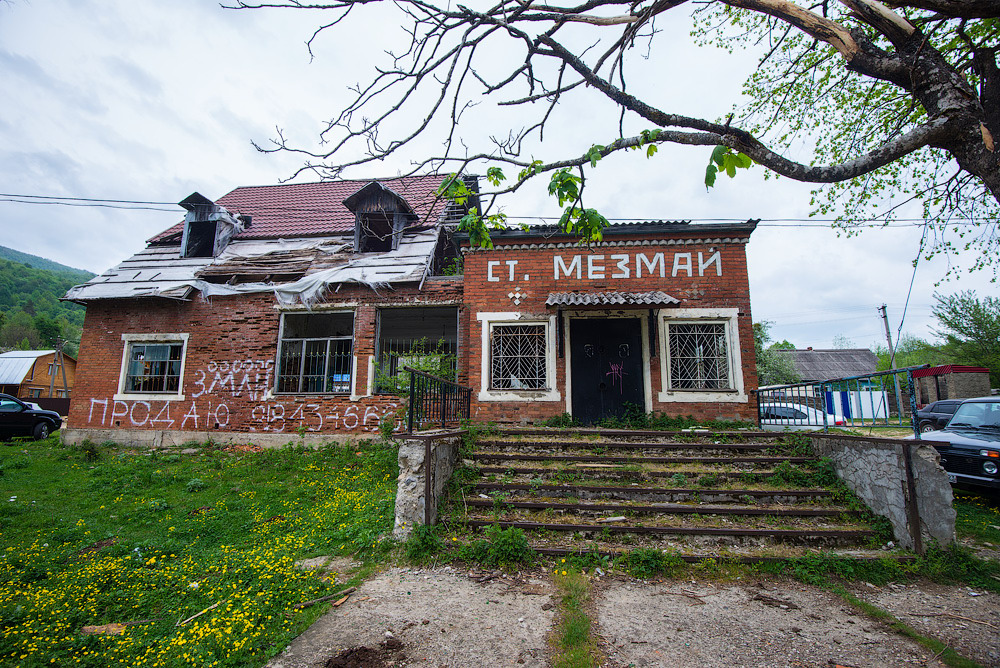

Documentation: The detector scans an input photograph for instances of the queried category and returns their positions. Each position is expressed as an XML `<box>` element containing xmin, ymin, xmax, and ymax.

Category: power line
<box><xmin>0</xmin><ymin>198</ymin><xmax>176</xmax><ymax>212</ymax></box>
<box><xmin>0</xmin><ymin>191</ymin><xmax>994</xmax><ymax>228</ymax></box>
<box><xmin>0</xmin><ymin>193</ymin><xmax>175</xmax><ymax>205</ymax></box>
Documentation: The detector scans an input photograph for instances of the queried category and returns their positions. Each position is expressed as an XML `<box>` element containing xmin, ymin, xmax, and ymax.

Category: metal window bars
<box><xmin>667</xmin><ymin>323</ymin><xmax>730</xmax><ymax>390</ymax></box>
<box><xmin>490</xmin><ymin>324</ymin><xmax>546</xmax><ymax>390</ymax></box>
<box><xmin>126</xmin><ymin>343</ymin><xmax>183</xmax><ymax>393</ymax></box>
<box><xmin>276</xmin><ymin>337</ymin><xmax>353</xmax><ymax>394</ymax></box>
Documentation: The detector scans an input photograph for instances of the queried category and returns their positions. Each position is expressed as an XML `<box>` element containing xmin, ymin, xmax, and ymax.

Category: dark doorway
<box><xmin>570</xmin><ymin>318</ymin><xmax>645</xmax><ymax>425</ymax></box>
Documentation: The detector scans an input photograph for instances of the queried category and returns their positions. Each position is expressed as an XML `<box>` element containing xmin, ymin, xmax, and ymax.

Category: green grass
<box><xmin>953</xmin><ymin>490</ymin><xmax>1000</xmax><ymax>546</ymax></box>
<box><xmin>551</xmin><ymin>569</ymin><xmax>601</xmax><ymax>668</ymax></box>
<box><xmin>0</xmin><ymin>436</ymin><xmax>398</xmax><ymax>667</ymax></box>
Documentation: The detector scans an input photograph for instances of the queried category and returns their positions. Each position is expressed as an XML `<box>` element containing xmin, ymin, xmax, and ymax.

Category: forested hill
<box><xmin>0</xmin><ymin>245</ymin><xmax>96</xmax><ymax>356</ymax></box>
<box><xmin>0</xmin><ymin>245</ymin><xmax>93</xmax><ymax>282</ymax></box>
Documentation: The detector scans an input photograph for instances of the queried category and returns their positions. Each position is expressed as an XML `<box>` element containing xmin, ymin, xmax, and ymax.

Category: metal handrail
<box><xmin>404</xmin><ymin>366</ymin><xmax>472</xmax><ymax>434</ymax></box>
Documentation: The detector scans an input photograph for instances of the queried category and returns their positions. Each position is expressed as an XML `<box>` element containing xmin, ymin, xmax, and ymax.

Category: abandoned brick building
<box><xmin>63</xmin><ymin>175</ymin><xmax>759</xmax><ymax>445</ymax></box>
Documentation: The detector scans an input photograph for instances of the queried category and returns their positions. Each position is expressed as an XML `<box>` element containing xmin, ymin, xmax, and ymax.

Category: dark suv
<box><xmin>918</xmin><ymin>396</ymin><xmax>1000</xmax><ymax>491</ymax></box>
<box><xmin>0</xmin><ymin>393</ymin><xmax>63</xmax><ymax>440</ymax></box>
<box><xmin>915</xmin><ymin>399</ymin><xmax>963</xmax><ymax>433</ymax></box>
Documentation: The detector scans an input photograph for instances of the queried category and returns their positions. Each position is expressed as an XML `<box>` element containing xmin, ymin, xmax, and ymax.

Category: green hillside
<box><xmin>0</xmin><ymin>245</ymin><xmax>96</xmax><ymax>357</ymax></box>
<box><xmin>0</xmin><ymin>245</ymin><xmax>93</xmax><ymax>283</ymax></box>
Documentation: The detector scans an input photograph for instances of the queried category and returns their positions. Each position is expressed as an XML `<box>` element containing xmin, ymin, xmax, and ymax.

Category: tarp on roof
<box><xmin>773</xmin><ymin>348</ymin><xmax>879</xmax><ymax>382</ymax></box>
<box><xmin>64</xmin><ymin>229</ymin><xmax>440</xmax><ymax>306</ymax></box>
<box><xmin>0</xmin><ymin>350</ymin><xmax>54</xmax><ymax>385</ymax></box>
<box><xmin>545</xmin><ymin>291</ymin><xmax>680</xmax><ymax>307</ymax></box>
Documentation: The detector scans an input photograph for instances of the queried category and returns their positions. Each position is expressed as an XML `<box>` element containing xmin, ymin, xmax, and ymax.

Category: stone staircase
<box><xmin>444</xmin><ymin>428</ymin><xmax>887</xmax><ymax>561</ymax></box>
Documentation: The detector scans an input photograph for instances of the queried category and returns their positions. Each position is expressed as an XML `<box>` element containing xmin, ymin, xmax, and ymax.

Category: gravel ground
<box><xmin>267</xmin><ymin>566</ymin><xmax>556</xmax><ymax>668</ymax></box>
<box><xmin>851</xmin><ymin>580</ymin><xmax>1000</xmax><ymax>668</ymax></box>
<box><xmin>269</xmin><ymin>566</ymin><xmax>998</xmax><ymax>668</ymax></box>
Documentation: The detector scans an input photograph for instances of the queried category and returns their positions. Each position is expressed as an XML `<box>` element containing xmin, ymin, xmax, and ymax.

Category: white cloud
<box><xmin>0</xmin><ymin>0</ymin><xmax>995</xmax><ymax>351</ymax></box>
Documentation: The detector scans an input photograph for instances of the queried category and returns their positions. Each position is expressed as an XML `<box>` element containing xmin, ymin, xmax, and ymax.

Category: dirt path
<box><xmin>268</xmin><ymin>567</ymin><xmax>1000</xmax><ymax>668</ymax></box>
<box><xmin>268</xmin><ymin>566</ymin><xmax>556</xmax><ymax>668</ymax></box>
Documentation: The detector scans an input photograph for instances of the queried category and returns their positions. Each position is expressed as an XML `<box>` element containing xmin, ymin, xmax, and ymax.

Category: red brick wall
<box><xmin>70</xmin><ymin>280</ymin><xmax>463</xmax><ymax>436</ymax></box>
<box><xmin>461</xmin><ymin>235</ymin><xmax>759</xmax><ymax>423</ymax></box>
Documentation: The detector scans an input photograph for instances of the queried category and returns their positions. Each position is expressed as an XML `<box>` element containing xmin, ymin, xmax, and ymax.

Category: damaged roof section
<box><xmin>149</xmin><ymin>175</ymin><xmax>453</xmax><ymax>244</ymax></box>
<box><xmin>66</xmin><ymin>174</ymin><xmax>461</xmax><ymax>305</ymax></box>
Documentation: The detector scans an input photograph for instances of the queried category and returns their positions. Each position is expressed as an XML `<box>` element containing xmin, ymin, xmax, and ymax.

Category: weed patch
<box><xmin>550</xmin><ymin>570</ymin><xmax>602</xmax><ymax>668</ymax></box>
<box><xmin>0</xmin><ymin>437</ymin><xmax>398</xmax><ymax>667</ymax></box>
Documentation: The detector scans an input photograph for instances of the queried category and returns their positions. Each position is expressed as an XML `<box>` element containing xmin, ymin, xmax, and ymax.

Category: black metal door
<box><xmin>570</xmin><ymin>318</ymin><xmax>644</xmax><ymax>425</ymax></box>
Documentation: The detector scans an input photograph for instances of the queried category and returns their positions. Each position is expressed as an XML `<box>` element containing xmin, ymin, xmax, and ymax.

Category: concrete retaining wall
<box><xmin>809</xmin><ymin>433</ymin><xmax>955</xmax><ymax>551</ymax></box>
<box><xmin>393</xmin><ymin>431</ymin><xmax>464</xmax><ymax>540</ymax></box>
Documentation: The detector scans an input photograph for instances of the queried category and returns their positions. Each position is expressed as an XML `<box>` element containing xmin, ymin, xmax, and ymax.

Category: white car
<box><xmin>759</xmin><ymin>402</ymin><xmax>844</xmax><ymax>431</ymax></box>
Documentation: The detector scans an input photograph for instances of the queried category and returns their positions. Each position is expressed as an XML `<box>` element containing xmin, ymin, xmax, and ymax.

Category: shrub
<box><xmin>405</xmin><ymin>524</ymin><xmax>443</xmax><ymax>562</ymax></box>
<box><xmin>185</xmin><ymin>478</ymin><xmax>207</xmax><ymax>493</ymax></box>
<box><xmin>618</xmin><ymin>547</ymin><xmax>685</xmax><ymax>578</ymax></box>
<box><xmin>460</xmin><ymin>524</ymin><xmax>534</xmax><ymax>567</ymax></box>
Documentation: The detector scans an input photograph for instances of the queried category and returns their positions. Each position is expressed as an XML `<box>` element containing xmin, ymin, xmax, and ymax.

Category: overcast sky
<box><xmin>1</xmin><ymin>0</ymin><xmax>996</xmax><ymax>351</ymax></box>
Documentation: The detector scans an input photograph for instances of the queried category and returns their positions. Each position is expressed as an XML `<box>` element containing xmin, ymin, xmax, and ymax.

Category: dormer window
<box><xmin>178</xmin><ymin>192</ymin><xmax>249</xmax><ymax>258</ymax></box>
<box><xmin>343</xmin><ymin>182</ymin><xmax>417</xmax><ymax>253</ymax></box>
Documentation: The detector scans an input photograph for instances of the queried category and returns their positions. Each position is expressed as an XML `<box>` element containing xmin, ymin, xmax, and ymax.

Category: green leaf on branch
<box><xmin>437</xmin><ymin>172</ymin><xmax>471</xmax><ymax>204</ymax></box>
<box><xmin>705</xmin><ymin>164</ymin><xmax>718</xmax><ymax>188</ymax></box>
<box><xmin>559</xmin><ymin>206</ymin><xmax>609</xmax><ymax>243</ymax></box>
<box><xmin>548</xmin><ymin>169</ymin><xmax>582</xmax><ymax>207</ymax></box>
<box><xmin>486</xmin><ymin>166</ymin><xmax>505</xmax><ymax>186</ymax></box>
<box><xmin>586</xmin><ymin>144</ymin><xmax>605</xmax><ymax>168</ymax></box>
<box><xmin>518</xmin><ymin>160</ymin><xmax>544</xmax><ymax>181</ymax></box>
<box><xmin>705</xmin><ymin>147</ymin><xmax>754</xmax><ymax>190</ymax></box>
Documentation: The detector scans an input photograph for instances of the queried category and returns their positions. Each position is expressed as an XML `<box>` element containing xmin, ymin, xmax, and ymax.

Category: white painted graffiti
<box><xmin>247</xmin><ymin>401</ymin><xmax>400</xmax><ymax>433</ymax></box>
<box><xmin>86</xmin><ymin>356</ymin><xmax>399</xmax><ymax>433</ymax></box>
<box><xmin>191</xmin><ymin>359</ymin><xmax>273</xmax><ymax>400</ymax></box>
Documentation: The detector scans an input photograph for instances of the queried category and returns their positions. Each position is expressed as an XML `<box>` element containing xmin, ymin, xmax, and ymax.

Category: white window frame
<box><xmin>477</xmin><ymin>312</ymin><xmax>560</xmax><ymax>402</ymax></box>
<box><xmin>115</xmin><ymin>333</ymin><xmax>190</xmax><ymax>401</ymax></box>
<box><xmin>658</xmin><ymin>308</ymin><xmax>747</xmax><ymax>403</ymax></box>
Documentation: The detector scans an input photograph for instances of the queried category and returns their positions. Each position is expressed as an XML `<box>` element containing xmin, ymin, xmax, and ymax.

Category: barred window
<box><xmin>125</xmin><ymin>343</ymin><xmax>184</xmax><ymax>393</ymax></box>
<box><xmin>490</xmin><ymin>324</ymin><xmax>547</xmax><ymax>390</ymax></box>
<box><xmin>666</xmin><ymin>322</ymin><xmax>732</xmax><ymax>390</ymax></box>
<box><xmin>277</xmin><ymin>312</ymin><xmax>354</xmax><ymax>394</ymax></box>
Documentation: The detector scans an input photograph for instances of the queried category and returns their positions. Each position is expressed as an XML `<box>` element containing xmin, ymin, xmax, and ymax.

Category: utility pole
<box><xmin>878</xmin><ymin>304</ymin><xmax>904</xmax><ymax>418</ymax></box>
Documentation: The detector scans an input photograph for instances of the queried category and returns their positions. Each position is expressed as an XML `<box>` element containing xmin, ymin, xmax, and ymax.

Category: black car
<box><xmin>915</xmin><ymin>399</ymin><xmax>963</xmax><ymax>433</ymax></box>
<box><xmin>917</xmin><ymin>396</ymin><xmax>1000</xmax><ymax>491</ymax></box>
<box><xmin>0</xmin><ymin>393</ymin><xmax>63</xmax><ymax>440</ymax></box>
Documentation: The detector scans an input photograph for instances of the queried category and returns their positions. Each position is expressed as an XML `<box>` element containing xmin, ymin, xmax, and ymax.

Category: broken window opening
<box><xmin>184</xmin><ymin>221</ymin><xmax>219</xmax><ymax>258</ymax></box>
<box><xmin>277</xmin><ymin>312</ymin><xmax>354</xmax><ymax>394</ymax></box>
<box><xmin>431</xmin><ymin>229</ymin><xmax>463</xmax><ymax>276</ymax></box>
<box><xmin>375</xmin><ymin>307</ymin><xmax>459</xmax><ymax>394</ymax></box>
<box><xmin>357</xmin><ymin>212</ymin><xmax>395</xmax><ymax>253</ymax></box>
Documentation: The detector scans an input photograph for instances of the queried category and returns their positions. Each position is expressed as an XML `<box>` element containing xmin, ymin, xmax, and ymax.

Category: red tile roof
<box><xmin>148</xmin><ymin>174</ymin><xmax>451</xmax><ymax>243</ymax></box>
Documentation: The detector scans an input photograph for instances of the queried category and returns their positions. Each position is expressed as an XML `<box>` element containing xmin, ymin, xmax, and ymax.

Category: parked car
<box><xmin>915</xmin><ymin>399</ymin><xmax>963</xmax><ymax>433</ymax></box>
<box><xmin>0</xmin><ymin>393</ymin><xmax>63</xmax><ymax>440</ymax></box>
<box><xmin>917</xmin><ymin>396</ymin><xmax>1000</xmax><ymax>491</ymax></box>
<box><xmin>759</xmin><ymin>402</ymin><xmax>845</xmax><ymax>431</ymax></box>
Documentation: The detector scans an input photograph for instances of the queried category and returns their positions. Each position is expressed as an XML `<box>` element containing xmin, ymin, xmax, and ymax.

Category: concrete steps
<box><xmin>444</xmin><ymin>428</ymin><xmax>884</xmax><ymax>559</ymax></box>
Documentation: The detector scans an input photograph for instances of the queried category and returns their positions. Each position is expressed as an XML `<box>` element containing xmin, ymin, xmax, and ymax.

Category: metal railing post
<box><xmin>407</xmin><ymin>370</ymin><xmax>416</xmax><ymax>434</ymax></box>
